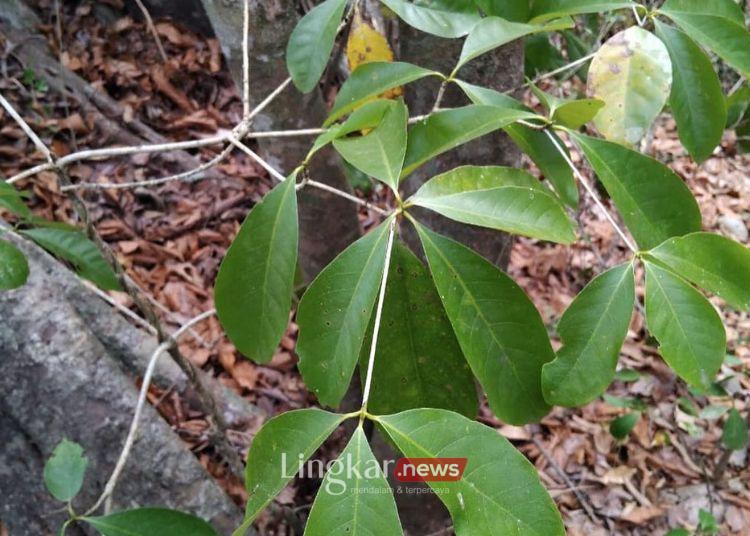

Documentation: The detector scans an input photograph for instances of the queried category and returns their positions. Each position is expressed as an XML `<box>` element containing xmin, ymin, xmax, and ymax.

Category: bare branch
<box><xmin>134</xmin><ymin>0</ymin><xmax>168</xmax><ymax>63</ymax></box>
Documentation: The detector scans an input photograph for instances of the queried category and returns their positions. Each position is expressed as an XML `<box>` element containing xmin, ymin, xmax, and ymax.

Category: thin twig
<box><xmin>242</xmin><ymin>0</ymin><xmax>251</xmax><ymax>117</ymax></box>
<box><xmin>546</xmin><ymin>129</ymin><xmax>638</xmax><ymax>253</ymax></box>
<box><xmin>504</xmin><ymin>54</ymin><xmax>596</xmax><ymax>96</ymax></box>
<box><xmin>229</xmin><ymin>137</ymin><xmax>287</xmax><ymax>182</ymax></box>
<box><xmin>134</xmin><ymin>0</ymin><xmax>167</xmax><ymax>63</ymax></box>
<box><xmin>303</xmin><ymin>178</ymin><xmax>390</xmax><ymax>216</ymax></box>
<box><xmin>82</xmin><ymin>281</ymin><xmax>157</xmax><ymax>335</ymax></box>
<box><xmin>84</xmin><ymin>309</ymin><xmax>216</xmax><ymax>516</ymax></box>
<box><xmin>361</xmin><ymin>216</ymin><xmax>397</xmax><ymax>411</ymax></box>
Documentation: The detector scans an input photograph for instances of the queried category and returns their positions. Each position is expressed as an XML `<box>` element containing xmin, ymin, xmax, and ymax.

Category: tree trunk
<box><xmin>199</xmin><ymin>0</ymin><xmax>362</xmax><ymax>280</ymax></box>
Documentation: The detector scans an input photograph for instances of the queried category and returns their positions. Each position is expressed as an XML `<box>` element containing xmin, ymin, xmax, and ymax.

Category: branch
<box><xmin>134</xmin><ymin>0</ymin><xmax>167</xmax><ymax>63</ymax></box>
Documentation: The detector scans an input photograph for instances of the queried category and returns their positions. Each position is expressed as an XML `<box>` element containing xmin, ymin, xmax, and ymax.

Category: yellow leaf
<box><xmin>346</xmin><ymin>15</ymin><xmax>403</xmax><ymax>100</ymax></box>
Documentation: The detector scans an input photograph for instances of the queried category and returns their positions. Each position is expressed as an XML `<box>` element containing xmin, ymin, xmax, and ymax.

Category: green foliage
<box><xmin>659</xmin><ymin>0</ymin><xmax>750</xmax><ymax>78</ymax></box>
<box><xmin>296</xmin><ymin>218</ymin><xmax>393</xmax><ymax>407</ymax></box>
<box><xmin>21</xmin><ymin>227</ymin><xmax>120</xmax><ymax>290</ymax></box>
<box><xmin>377</xmin><ymin>409</ymin><xmax>565</xmax><ymax>536</ymax></box>
<box><xmin>647</xmin><ymin>233</ymin><xmax>750</xmax><ymax>311</ymax></box>
<box><xmin>414</xmin><ymin>221</ymin><xmax>554</xmax><ymax>424</ymax></box>
<box><xmin>242</xmin><ymin>409</ymin><xmax>344</xmax><ymax>524</ymax></box>
<box><xmin>0</xmin><ymin>181</ymin><xmax>32</xmax><ymax>218</ymax></box>
<box><xmin>722</xmin><ymin>409</ymin><xmax>749</xmax><ymax>450</ymax></box>
<box><xmin>408</xmin><ymin>165</ymin><xmax>576</xmax><ymax>243</ymax></box>
<box><xmin>83</xmin><ymin>508</ymin><xmax>216</xmax><ymax>536</ymax></box>
<box><xmin>359</xmin><ymin>242</ymin><xmax>477</xmax><ymax>417</ymax></box>
<box><xmin>525</xmin><ymin>33</ymin><xmax>566</xmax><ymax>77</ymax></box>
<box><xmin>698</xmin><ymin>508</ymin><xmax>720</xmax><ymax>535</ymax></box>
<box><xmin>286</xmin><ymin>0</ymin><xmax>348</xmax><ymax>92</ymax></box>
<box><xmin>326</xmin><ymin>62</ymin><xmax>438</xmax><ymax>126</ymax></box>
<box><xmin>333</xmin><ymin>100</ymin><xmax>407</xmax><ymax>192</ymax></box>
<box><xmin>473</xmin><ymin>0</ymin><xmax>528</xmax><ymax>21</ymax></box>
<box><xmin>644</xmin><ymin>262</ymin><xmax>726</xmax><ymax>390</ymax></box>
<box><xmin>0</xmin><ymin>239</ymin><xmax>29</xmax><ymax>290</ymax></box>
<box><xmin>43</xmin><ymin>439</ymin><xmax>87</xmax><ymax>502</ymax></box>
<box><xmin>610</xmin><ymin>412</ymin><xmax>640</xmax><ymax>439</ymax></box>
<box><xmin>654</xmin><ymin>21</ymin><xmax>726</xmax><ymax>163</ymax></box>
<box><xmin>530</xmin><ymin>0</ymin><xmax>635</xmax><ymax>22</ymax></box>
<box><xmin>305</xmin><ymin>428</ymin><xmax>402</xmax><ymax>535</ymax></box>
<box><xmin>378</xmin><ymin>0</ymin><xmax>480</xmax><ymax>38</ymax></box>
<box><xmin>543</xmin><ymin>262</ymin><xmax>635</xmax><ymax>407</ymax></box>
<box><xmin>215</xmin><ymin>176</ymin><xmax>298</xmax><ymax>363</ymax></box>
<box><xmin>570</xmin><ymin>132</ymin><xmax>702</xmax><ymax>250</ymax></box>
<box><xmin>588</xmin><ymin>26</ymin><xmax>673</xmax><ymax>145</ymax></box>
<box><xmin>402</xmin><ymin>105</ymin><xmax>536</xmax><ymax>177</ymax></box>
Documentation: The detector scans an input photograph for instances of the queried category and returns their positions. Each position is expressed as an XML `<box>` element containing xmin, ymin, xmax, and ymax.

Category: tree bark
<box><xmin>199</xmin><ymin>0</ymin><xmax>362</xmax><ymax>279</ymax></box>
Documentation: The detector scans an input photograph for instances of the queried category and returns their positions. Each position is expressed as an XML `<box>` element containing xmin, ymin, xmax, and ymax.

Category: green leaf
<box><xmin>297</xmin><ymin>218</ymin><xmax>392</xmax><ymax>407</ymax></box>
<box><xmin>333</xmin><ymin>100</ymin><xmax>407</xmax><ymax>192</ymax></box>
<box><xmin>660</xmin><ymin>0</ymin><xmax>750</xmax><ymax>77</ymax></box>
<box><xmin>379</xmin><ymin>0</ymin><xmax>481</xmax><ymax>38</ymax></box>
<box><xmin>286</xmin><ymin>0</ymin><xmax>348</xmax><ymax>92</ymax></box>
<box><xmin>305</xmin><ymin>427</ymin><xmax>402</xmax><ymax>536</ymax></box>
<box><xmin>402</xmin><ymin>105</ymin><xmax>536</xmax><ymax>177</ymax></box>
<box><xmin>723</xmin><ymin>409</ymin><xmax>748</xmax><ymax>450</ymax></box>
<box><xmin>648</xmin><ymin>232</ymin><xmax>750</xmax><ymax>311</ymax></box>
<box><xmin>457</xmin><ymin>16</ymin><xmax>572</xmax><ymax>71</ymax></box>
<box><xmin>609</xmin><ymin>412</ymin><xmax>640</xmax><ymax>439</ymax></box>
<box><xmin>0</xmin><ymin>181</ymin><xmax>32</xmax><ymax>218</ymax></box>
<box><xmin>243</xmin><ymin>409</ymin><xmax>344</xmax><ymax>524</ymax></box>
<box><xmin>377</xmin><ymin>409</ymin><xmax>565</xmax><ymax>536</ymax></box>
<box><xmin>414</xmin><ymin>222</ymin><xmax>554</xmax><ymax>424</ymax></box>
<box><xmin>43</xmin><ymin>439</ymin><xmax>87</xmax><ymax>502</ymax></box>
<box><xmin>312</xmin><ymin>100</ymin><xmax>395</xmax><ymax>158</ymax></box>
<box><xmin>588</xmin><ymin>26</ymin><xmax>673</xmax><ymax>145</ymax></box>
<box><xmin>83</xmin><ymin>508</ymin><xmax>216</xmax><ymax>536</ymax></box>
<box><xmin>215</xmin><ymin>176</ymin><xmax>298</xmax><ymax>363</ymax></box>
<box><xmin>698</xmin><ymin>509</ymin><xmax>720</xmax><ymax>535</ymax></box>
<box><xmin>358</xmin><ymin>241</ymin><xmax>477</xmax><ymax>417</ymax></box>
<box><xmin>542</xmin><ymin>262</ymin><xmax>635</xmax><ymax>407</ymax></box>
<box><xmin>726</xmin><ymin>85</ymin><xmax>750</xmax><ymax>127</ymax></box>
<box><xmin>700</xmin><ymin>404</ymin><xmax>729</xmax><ymax>420</ymax></box>
<box><xmin>21</xmin><ymin>227</ymin><xmax>120</xmax><ymax>290</ymax></box>
<box><xmin>327</xmin><ymin>62</ymin><xmax>439</xmax><ymax>126</ymax></box>
<box><xmin>0</xmin><ymin>239</ymin><xmax>29</xmax><ymax>290</ymax></box>
<box><xmin>614</xmin><ymin>369</ymin><xmax>641</xmax><ymax>382</ymax></box>
<box><xmin>409</xmin><ymin>165</ymin><xmax>575</xmax><ymax>244</ymax></box>
<box><xmin>530</xmin><ymin>0</ymin><xmax>635</xmax><ymax>23</ymax></box>
<box><xmin>654</xmin><ymin>21</ymin><xmax>726</xmax><ymax>163</ymax></box>
<box><xmin>525</xmin><ymin>33</ymin><xmax>566</xmax><ymax>78</ymax></box>
<box><xmin>473</xmin><ymin>0</ymin><xmax>529</xmax><ymax>21</ymax></box>
<box><xmin>570</xmin><ymin>132</ymin><xmax>701</xmax><ymax>250</ymax></box>
<box><xmin>455</xmin><ymin>80</ymin><xmax>578</xmax><ymax>207</ymax></box>
<box><xmin>665</xmin><ymin>529</ymin><xmax>691</xmax><ymax>536</ymax></box>
<box><xmin>551</xmin><ymin>99</ymin><xmax>604</xmax><ymax>129</ymax></box>
<box><xmin>563</xmin><ymin>30</ymin><xmax>592</xmax><ymax>79</ymax></box>
<box><xmin>603</xmin><ymin>394</ymin><xmax>648</xmax><ymax>411</ymax></box>
<box><xmin>644</xmin><ymin>261</ymin><xmax>726</xmax><ymax>389</ymax></box>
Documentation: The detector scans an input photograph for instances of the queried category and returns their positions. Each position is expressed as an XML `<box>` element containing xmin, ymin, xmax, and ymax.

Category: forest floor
<box><xmin>1</xmin><ymin>2</ymin><xmax>749</xmax><ymax>535</ymax></box>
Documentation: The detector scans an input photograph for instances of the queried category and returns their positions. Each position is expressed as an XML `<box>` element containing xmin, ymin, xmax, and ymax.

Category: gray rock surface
<box><xmin>0</xmin><ymin>229</ymin><xmax>246</xmax><ymax>535</ymax></box>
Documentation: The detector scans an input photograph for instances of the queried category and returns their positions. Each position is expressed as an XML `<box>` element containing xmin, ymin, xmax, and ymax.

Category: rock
<box><xmin>718</xmin><ymin>215</ymin><xmax>749</xmax><ymax>243</ymax></box>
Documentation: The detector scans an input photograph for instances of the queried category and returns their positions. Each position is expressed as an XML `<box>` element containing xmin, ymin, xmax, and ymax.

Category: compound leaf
<box><xmin>542</xmin><ymin>262</ymin><xmax>634</xmax><ymax>407</ymax></box>
<box><xmin>215</xmin><ymin>175</ymin><xmax>298</xmax><ymax>363</ymax></box>
<box><xmin>414</xmin><ymin>222</ymin><xmax>554</xmax><ymax>424</ymax></box>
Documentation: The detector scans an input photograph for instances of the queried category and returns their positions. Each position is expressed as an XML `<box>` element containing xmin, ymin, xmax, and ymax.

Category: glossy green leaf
<box><xmin>648</xmin><ymin>232</ymin><xmax>750</xmax><ymax>311</ymax></box>
<box><xmin>327</xmin><ymin>62</ymin><xmax>439</xmax><ymax>126</ymax></box>
<box><xmin>379</xmin><ymin>0</ymin><xmax>481</xmax><ymax>38</ymax></box>
<box><xmin>530</xmin><ymin>0</ymin><xmax>635</xmax><ymax>22</ymax></box>
<box><xmin>402</xmin><ymin>105</ymin><xmax>536</xmax><ymax>177</ymax></box>
<box><xmin>660</xmin><ymin>0</ymin><xmax>750</xmax><ymax>77</ymax></box>
<box><xmin>0</xmin><ymin>239</ymin><xmax>29</xmax><ymax>290</ymax></box>
<box><xmin>377</xmin><ymin>409</ymin><xmax>565</xmax><ymax>535</ymax></box>
<box><xmin>609</xmin><ymin>412</ymin><xmax>640</xmax><ymax>439</ymax></box>
<box><xmin>551</xmin><ymin>99</ymin><xmax>604</xmax><ymax>129</ymax></box>
<box><xmin>297</xmin><ymin>219</ymin><xmax>392</xmax><ymax>407</ymax></box>
<box><xmin>243</xmin><ymin>409</ymin><xmax>345</xmax><ymax>524</ymax></box>
<box><xmin>43</xmin><ymin>439</ymin><xmax>87</xmax><ymax>502</ymax></box>
<box><xmin>474</xmin><ymin>0</ymin><xmax>529</xmax><ymax>21</ymax></box>
<box><xmin>83</xmin><ymin>508</ymin><xmax>216</xmax><ymax>536</ymax></box>
<box><xmin>409</xmin><ymin>165</ymin><xmax>576</xmax><ymax>243</ymax></box>
<box><xmin>333</xmin><ymin>100</ymin><xmax>407</xmax><ymax>192</ymax></box>
<box><xmin>310</xmin><ymin>101</ymin><xmax>393</xmax><ymax>158</ymax></box>
<box><xmin>358</xmin><ymin>242</ymin><xmax>477</xmax><ymax>417</ymax></box>
<box><xmin>457</xmin><ymin>16</ymin><xmax>572</xmax><ymax>71</ymax></box>
<box><xmin>542</xmin><ymin>262</ymin><xmax>635</xmax><ymax>407</ymax></box>
<box><xmin>414</xmin><ymin>222</ymin><xmax>554</xmax><ymax>424</ymax></box>
<box><xmin>722</xmin><ymin>409</ymin><xmax>748</xmax><ymax>450</ymax></box>
<box><xmin>588</xmin><ymin>26</ymin><xmax>672</xmax><ymax>145</ymax></box>
<box><xmin>726</xmin><ymin>85</ymin><xmax>750</xmax><ymax>127</ymax></box>
<box><xmin>0</xmin><ymin>181</ymin><xmax>31</xmax><ymax>219</ymax></box>
<box><xmin>21</xmin><ymin>227</ymin><xmax>120</xmax><ymax>290</ymax></box>
<box><xmin>570</xmin><ymin>132</ymin><xmax>701</xmax><ymax>250</ymax></box>
<box><xmin>655</xmin><ymin>21</ymin><xmax>726</xmax><ymax>163</ymax></box>
<box><xmin>305</xmin><ymin>427</ymin><xmax>402</xmax><ymax>536</ymax></box>
<box><xmin>286</xmin><ymin>0</ymin><xmax>347</xmax><ymax>92</ymax></box>
<box><xmin>455</xmin><ymin>80</ymin><xmax>578</xmax><ymax>207</ymax></box>
<box><xmin>215</xmin><ymin>176</ymin><xmax>298</xmax><ymax>363</ymax></box>
<box><xmin>644</xmin><ymin>261</ymin><xmax>726</xmax><ymax>389</ymax></box>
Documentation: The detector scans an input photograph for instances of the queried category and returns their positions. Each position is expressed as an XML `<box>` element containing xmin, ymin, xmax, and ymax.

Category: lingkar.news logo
<box><xmin>282</xmin><ymin>454</ymin><xmax>468</xmax><ymax>495</ymax></box>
